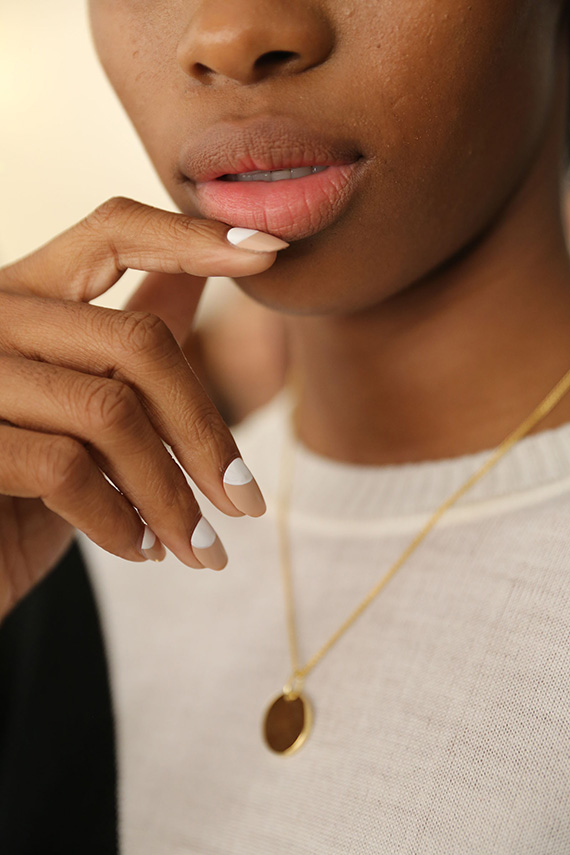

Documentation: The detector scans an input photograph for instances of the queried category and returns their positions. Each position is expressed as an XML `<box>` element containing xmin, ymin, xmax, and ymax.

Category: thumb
<box><xmin>124</xmin><ymin>270</ymin><xmax>207</xmax><ymax>346</ymax></box>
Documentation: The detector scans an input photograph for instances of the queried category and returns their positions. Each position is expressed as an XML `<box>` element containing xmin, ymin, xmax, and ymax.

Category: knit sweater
<box><xmin>81</xmin><ymin>387</ymin><xmax>570</xmax><ymax>855</ymax></box>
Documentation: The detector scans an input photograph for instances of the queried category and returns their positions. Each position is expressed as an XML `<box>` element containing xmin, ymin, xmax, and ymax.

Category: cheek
<box><xmin>88</xmin><ymin>1</ymin><xmax>126</xmax><ymax>77</ymax></box>
<box><xmin>334</xmin><ymin>1</ymin><xmax>560</xmax><ymax>289</ymax></box>
<box><xmin>363</xmin><ymin>1</ymin><xmax>557</xmax><ymax>209</ymax></box>
<box><xmin>88</xmin><ymin>1</ymin><xmax>177</xmax><ymax>144</ymax></box>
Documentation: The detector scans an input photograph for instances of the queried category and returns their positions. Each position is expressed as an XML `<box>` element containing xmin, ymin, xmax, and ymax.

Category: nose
<box><xmin>177</xmin><ymin>0</ymin><xmax>335</xmax><ymax>85</ymax></box>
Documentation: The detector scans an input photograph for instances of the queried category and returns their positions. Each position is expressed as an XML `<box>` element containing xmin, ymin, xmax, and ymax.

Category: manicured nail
<box><xmin>223</xmin><ymin>458</ymin><xmax>267</xmax><ymax>517</ymax></box>
<box><xmin>190</xmin><ymin>517</ymin><xmax>228</xmax><ymax>570</ymax></box>
<box><xmin>227</xmin><ymin>227</ymin><xmax>290</xmax><ymax>253</ymax></box>
<box><xmin>140</xmin><ymin>525</ymin><xmax>166</xmax><ymax>562</ymax></box>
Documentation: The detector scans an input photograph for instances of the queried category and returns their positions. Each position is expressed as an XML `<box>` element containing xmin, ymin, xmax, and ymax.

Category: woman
<box><xmin>2</xmin><ymin>1</ymin><xmax>570</xmax><ymax>852</ymax></box>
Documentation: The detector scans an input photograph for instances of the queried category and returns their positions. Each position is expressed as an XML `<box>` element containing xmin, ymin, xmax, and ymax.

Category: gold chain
<box><xmin>276</xmin><ymin>366</ymin><xmax>570</xmax><ymax>699</ymax></box>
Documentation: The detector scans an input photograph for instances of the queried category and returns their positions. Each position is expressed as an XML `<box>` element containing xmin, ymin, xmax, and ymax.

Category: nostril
<box><xmin>255</xmin><ymin>50</ymin><xmax>299</xmax><ymax>70</ymax></box>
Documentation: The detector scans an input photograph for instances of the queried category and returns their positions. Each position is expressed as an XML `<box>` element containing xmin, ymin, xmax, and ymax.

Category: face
<box><xmin>89</xmin><ymin>0</ymin><xmax>567</xmax><ymax>316</ymax></box>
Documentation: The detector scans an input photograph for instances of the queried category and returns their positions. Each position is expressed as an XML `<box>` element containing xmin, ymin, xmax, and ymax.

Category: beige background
<box><xmin>0</xmin><ymin>0</ymin><xmax>238</xmax><ymax>318</ymax></box>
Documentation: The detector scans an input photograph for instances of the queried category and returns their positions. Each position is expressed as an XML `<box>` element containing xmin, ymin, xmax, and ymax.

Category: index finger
<box><xmin>0</xmin><ymin>196</ymin><xmax>289</xmax><ymax>303</ymax></box>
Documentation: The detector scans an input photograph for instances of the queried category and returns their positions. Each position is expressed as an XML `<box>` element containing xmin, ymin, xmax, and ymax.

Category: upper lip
<box><xmin>180</xmin><ymin>115</ymin><xmax>363</xmax><ymax>183</ymax></box>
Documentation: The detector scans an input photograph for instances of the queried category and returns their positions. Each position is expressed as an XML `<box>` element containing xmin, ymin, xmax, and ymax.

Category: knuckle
<box><xmin>83</xmin><ymin>196</ymin><xmax>136</xmax><ymax>232</ymax></box>
<box><xmin>39</xmin><ymin>436</ymin><xmax>90</xmax><ymax>496</ymax></box>
<box><xmin>82</xmin><ymin>377</ymin><xmax>139</xmax><ymax>434</ymax></box>
<box><xmin>114</xmin><ymin>311</ymin><xmax>176</xmax><ymax>360</ymax></box>
<box><xmin>153</xmin><ymin>465</ymin><xmax>189</xmax><ymax>514</ymax></box>
<box><xmin>174</xmin><ymin>216</ymin><xmax>218</xmax><ymax>243</ymax></box>
<box><xmin>190</xmin><ymin>401</ymin><xmax>230</xmax><ymax>460</ymax></box>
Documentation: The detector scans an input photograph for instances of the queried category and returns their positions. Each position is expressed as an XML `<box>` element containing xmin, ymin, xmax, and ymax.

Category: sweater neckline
<box><xmin>242</xmin><ymin>388</ymin><xmax>570</xmax><ymax>525</ymax></box>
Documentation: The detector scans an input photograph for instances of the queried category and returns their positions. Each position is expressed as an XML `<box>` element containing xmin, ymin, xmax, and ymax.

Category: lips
<box><xmin>181</xmin><ymin>116</ymin><xmax>362</xmax><ymax>183</ymax></box>
<box><xmin>179</xmin><ymin>115</ymin><xmax>367</xmax><ymax>241</ymax></box>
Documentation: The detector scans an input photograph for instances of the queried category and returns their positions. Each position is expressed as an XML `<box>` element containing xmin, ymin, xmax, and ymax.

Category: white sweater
<box><xmin>81</xmin><ymin>388</ymin><xmax>570</xmax><ymax>855</ymax></box>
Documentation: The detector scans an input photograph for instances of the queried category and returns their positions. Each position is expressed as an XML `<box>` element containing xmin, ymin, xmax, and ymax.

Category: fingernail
<box><xmin>140</xmin><ymin>525</ymin><xmax>166</xmax><ymax>562</ymax></box>
<box><xmin>227</xmin><ymin>227</ymin><xmax>290</xmax><ymax>253</ymax></box>
<box><xmin>223</xmin><ymin>458</ymin><xmax>267</xmax><ymax>517</ymax></box>
<box><xmin>190</xmin><ymin>517</ymin><xmax>228</xmax><ymax>571</ymax></box>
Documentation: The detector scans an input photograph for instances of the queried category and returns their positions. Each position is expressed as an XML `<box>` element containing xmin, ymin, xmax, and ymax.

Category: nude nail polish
<box><xmin>190</xmin><ymin>517</ymin><xmax>228</xmax><ymax>570</ymax></box>
<box><xmin>227</xmin><ymin>227</ymin><xmax>290</xmax><ymax>253</ymax></box>
<box><xmin>140</xmin><ymin>525</ymin><xmax>166</xmax><ymax>562</ymax></box>
<box><xmin>223</xmin><ymin>458</ymin><xmax>267</xmax><ymax>517</ymax></box>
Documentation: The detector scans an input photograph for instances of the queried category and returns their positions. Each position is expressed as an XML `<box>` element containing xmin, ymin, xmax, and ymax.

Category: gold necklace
<box><xmin>262</xmin><ymin>366</ymin><xmax>570</xmax><ymax>755</ymax></box>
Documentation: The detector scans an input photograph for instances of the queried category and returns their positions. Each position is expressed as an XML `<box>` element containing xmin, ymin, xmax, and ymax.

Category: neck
<box><xmin>286</xmin><ymin>116</ymin><xmax>570</xmax><ymax>466</ymax></box>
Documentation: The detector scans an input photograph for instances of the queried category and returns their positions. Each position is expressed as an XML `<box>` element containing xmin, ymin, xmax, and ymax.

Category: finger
<box><xmin>1</xmin><ymin>295</ymin><xmax>268</xmax><ymax>521</ymax></box>
<box><xmin>0</xmin><ymin>422</ymin><xmax>163</xmax><ymax>565</ymax></box>
<box><xmin>0</xmin><ymin>197</ymin><xmax>289</xmax><ymax>303</ymax></box>
<box><xmin>0</xmin><ymin>354</ymin><xmax>217</xmax><ymax>569</ymax></box>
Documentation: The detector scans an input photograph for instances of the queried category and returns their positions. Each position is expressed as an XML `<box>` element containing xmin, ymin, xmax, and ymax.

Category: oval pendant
<box><xmin>263</xmin><ymin>691</ymin><xmax>313</xmax><ymax>755</ymax></box>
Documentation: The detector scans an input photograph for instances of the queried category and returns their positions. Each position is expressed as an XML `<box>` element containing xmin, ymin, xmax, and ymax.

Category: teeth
<box><xmin>218</xmin><ymin>165</ymin><xmax>329</xmax><ymax>182</ymax></box>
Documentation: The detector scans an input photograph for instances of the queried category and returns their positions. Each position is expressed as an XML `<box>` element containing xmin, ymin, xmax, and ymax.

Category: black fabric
<box><xmin>0</xmin><ymin>541</ymin><xmax>118</xmax><ymax>854</ymax></box>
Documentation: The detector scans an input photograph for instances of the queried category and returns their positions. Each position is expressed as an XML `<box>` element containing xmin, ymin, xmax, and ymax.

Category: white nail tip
<box><xmin>223</xmin><ymin>458</ymin><xmax>254</xmax><ymax>487</ymax></box>
<box><xmin>191</xmin><ymin>517</ymin><xmax>217</xmax><ymax>550</ymax></box>
<box><xmin>227</xmin><ymin>227</ymin><xmax>260</xmax><ymax>246</ymax></box>
<box><xmin>141</xmin><ymin>526</ymin><xmax>157</xmax><ymax>550</ymax></box>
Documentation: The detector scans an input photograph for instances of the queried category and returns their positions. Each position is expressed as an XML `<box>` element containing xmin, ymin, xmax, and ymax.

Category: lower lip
<box><xmin>191</xmin><ymin>161</ymin><xmax>365</xmax><ymax>242</ymax></box>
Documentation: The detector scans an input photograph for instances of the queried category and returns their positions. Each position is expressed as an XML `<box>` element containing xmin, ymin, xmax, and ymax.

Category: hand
<box><xmin>0</xmin><ymin>197</ymin><xmax>288</xmax><ymax>621</ymax></box>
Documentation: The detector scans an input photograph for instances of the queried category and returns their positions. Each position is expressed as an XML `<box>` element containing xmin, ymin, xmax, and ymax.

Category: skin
<box><xmin>88</xmin><ymin>0</ymin><xmax>570</xmax><ymax>464</ymax></box>
<box><xmin>1</xmin><ymin>1</ymin><xmax>570</xmax><ymax>616</ymax></box>
<box><xmin>0</xmin><ymin>202</ymin><xmax>282</xmax><ymax>615</ymax></box>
